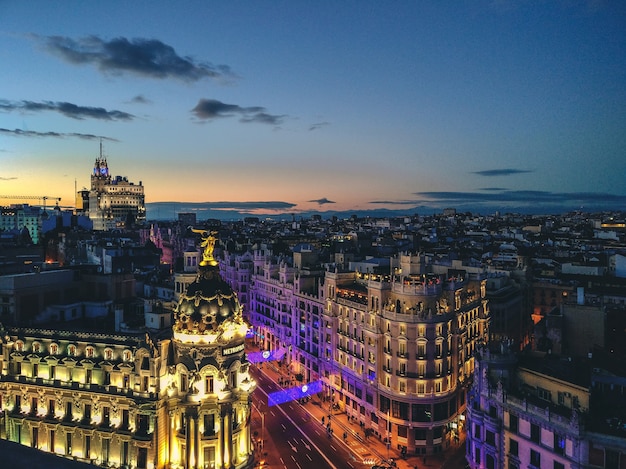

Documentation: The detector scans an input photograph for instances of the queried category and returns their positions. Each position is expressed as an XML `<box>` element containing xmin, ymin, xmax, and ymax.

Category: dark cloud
<box><xmin>192</xmin><ymin>99</ymin><xmax>285</xmax><ymax>125</ymax></box>
<box><xmin>309</xmin><ymin>122</ymin><xmax>330</xmax><ymax>131</ymax></box>
<box><xmin>370</xmin><ymin>189</ymin><xmax>626</xmax><ymax>213</ymax></box>
<box><xmin>129</xmin><ymin>95</ymin><xmax>151</xmax><ymax>104</ymax></box>
<box><xmin>370</xmin><ymin>200</ymin><xmax>419</xmax><ymax>205</ymax></box>
<box><xmin>38</xmin><ymin>35</ymin><xmax>235</xmax><ymax>82</ymax></box>
<box><xmin>412</xmin><ymin>190</ymin><xmax>626</xmax><ymax>206</ymax></box>
<box><xmin>473</xmin><ymin>168</ymin><xmax>533</xmax><ymax>176</ymax></box>
<box><xmin>0</xmin><ymin>128</ymin><xmax>117</xmax><ymax>141</ymax></box>
<box><xmin>308</xmin><ymin>198</ymin><xmax>336</xmax><ymax>205</ymax></box>
<box><xmin>151</xmin><ymin>201</ymin><xmax>297</xmax><ymax>211</ymax></box>
<box><xmin>0</xmin><ymin>99</ymin><xmax>134</xmax><ymax>121</ymax></box>
<box><xmin>0</xmin><ymin>176</ymin><xmax>18</xmax><ymax>181</ymax></box>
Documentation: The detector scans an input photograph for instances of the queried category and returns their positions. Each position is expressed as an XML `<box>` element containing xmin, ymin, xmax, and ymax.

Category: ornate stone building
<box><xmin>0</xmin><ymin>232</ymin><xmax>256</xmax><ymax>469</ymax></box>
<box><xmin>239</xmin><ymin>247</ymin><xmax>490</xmax><ymax>456</ymax></box>
<box><xmin>80</xmin><ymin>144</ymin><xmax>146</xmax><ymax>230</ymax></box>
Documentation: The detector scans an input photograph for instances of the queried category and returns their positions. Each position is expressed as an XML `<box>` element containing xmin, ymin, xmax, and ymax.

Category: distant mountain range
<box><xmin>145</xmin><ymin>200</ymin><xmax>622</xmax><ymax>222</ymax></box>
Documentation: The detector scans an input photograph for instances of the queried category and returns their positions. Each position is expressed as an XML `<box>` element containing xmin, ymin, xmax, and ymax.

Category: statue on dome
<box><xmin>191</xmin><ymin>228</ymin><xmax>219</xmax><ymax>266</ymax></box>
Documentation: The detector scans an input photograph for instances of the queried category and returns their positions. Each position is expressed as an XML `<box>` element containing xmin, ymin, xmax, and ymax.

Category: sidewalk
<box><xmin>252</xmin><ymin>352</ymin><xmax>465</xmax><ymax>469</ymax></box>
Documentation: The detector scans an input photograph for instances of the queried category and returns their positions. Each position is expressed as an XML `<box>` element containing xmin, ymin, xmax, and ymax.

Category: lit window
<box><xmin>50</xmin><ymin>343</ymin><xmax>58</xmax><ymax>355</ymax></box>
<box><xmin>68</xmin><ymin>345</ymin><xmax>76</xmax><ymax>356</ymax></box>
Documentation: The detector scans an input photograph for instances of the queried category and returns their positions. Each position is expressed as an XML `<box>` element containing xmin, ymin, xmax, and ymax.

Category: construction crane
<box><xmin>0</xmin><ymin>195</ymin><xmax>62</xmax><ymax>211</ymax></box>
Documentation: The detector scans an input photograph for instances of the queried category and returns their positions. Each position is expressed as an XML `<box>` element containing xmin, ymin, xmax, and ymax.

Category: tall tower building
<box><xmin>87</xmin><ymin>143</ymin><xmax>146</xmax><ymax>230</ymax></box>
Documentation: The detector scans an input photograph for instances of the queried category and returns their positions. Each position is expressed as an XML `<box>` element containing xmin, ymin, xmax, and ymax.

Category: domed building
<box><xmin>0</xmin><ymin>231</ymin><xmax>256</xmax><ymax>469</ymax></box>
<box><xmin>163</xmin><ymin>230</ymin><xmax>256</xmax><ymax>468</ymax></box>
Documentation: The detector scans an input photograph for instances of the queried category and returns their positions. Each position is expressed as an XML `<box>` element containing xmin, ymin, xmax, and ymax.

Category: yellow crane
<box><xmin>0</xmin><ymin>195</ymin><xmax>62</xmax><ymax>211</ymax></box>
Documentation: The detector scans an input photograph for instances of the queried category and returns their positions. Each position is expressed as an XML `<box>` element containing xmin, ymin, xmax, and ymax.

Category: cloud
<box><xmin>473</xmin><ymin>168</ymin><xmax>533</xmax><ymax>177</ymax></box>
<box><xmin>309</xmin><ymin>122</ymin><xmax>330</xmax><ymax>131</ymax></box>
<box><xmin>0</xmin><ymin>128</ymin><xmax>118</xmax><ymax>141</ymax></box>
<box><xmin>38</xmin><ymin>35</ymin><xmax>235</xmax><ymax>82</ymax></box>
<box><xmin>191</xmin><ymin>99</ymin><xmax>285</xmax><ymax>125</ymax></box>
<box><xmin>0</xmin><ymin>99</ymin><xmax>134</xmax><ymax>121</ymax></box>
<box><xmin>128</xmin><ymin>95</ymin><xmax>151</xmax><ymax>104</ymax></box>
<box><xmin>412</xmin><ymin>189</ymin><xmax>626</xmax><ymax>206</ymax></box>
<box><xmin>479</xmin><ymin>187</ymin><xmax>508</xmax><ymax>191</ymax></box>
<box><xmin>370</xmin><ymin>189</ymin><xmax>626</xmax><ymax>213</ymax></box>
<box><xmin>0</xmin><ymin>176</ymin><xmax>18</xmax><ymax>181</ymax></box>
<box><xmin>150</xmin><ymin>200</ymin><xmax>297</xmax><ymax>211</ymax></box>
<box><xmin>308</xmin><ymin>197</ymin><xmax>336</xmax><ymax>205</ymax></box>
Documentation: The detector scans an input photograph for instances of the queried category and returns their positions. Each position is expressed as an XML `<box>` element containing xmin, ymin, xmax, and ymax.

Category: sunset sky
<box><xmin>1</xmin><ymin>1</ymin><xmax>625</xmax><ymax>217</ymax></box>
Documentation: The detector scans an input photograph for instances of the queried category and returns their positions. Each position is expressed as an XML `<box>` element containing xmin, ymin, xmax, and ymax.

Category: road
<box><xmin>251</xmin><ymin>366</ymin><xmax>367</xmax><ymax>469</ymax></box>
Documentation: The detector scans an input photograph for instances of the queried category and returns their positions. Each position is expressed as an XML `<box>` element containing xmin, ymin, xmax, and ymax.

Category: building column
<box><xmin>168</xmin><ymin>411</ymin><xmax>174</xmax><ymax>465</ymax></box>
<box><xmin>193</xmin><ymin>415</ymin><xmax>199</xmax><ymax>469</ymax></box>
<box><xmin>185</xmin><ymin>414</ymin><xmax>191</xmax><ymax>469</ymax></box>
<box><xmin>219</xmin><ymin>408</ymin><xmax>226</xmax><ymax>469</ymax></box>
<box><xmin>226</xmin><ymin>410</ymin><xmax>232</xmax><ymax>468</ymax></box>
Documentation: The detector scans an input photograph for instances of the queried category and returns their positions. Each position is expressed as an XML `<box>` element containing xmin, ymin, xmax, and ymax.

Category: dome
<box><xmin>173</xmin><ymin>231</ymin><xmax>246</xmax><ymax>343</ymax></box>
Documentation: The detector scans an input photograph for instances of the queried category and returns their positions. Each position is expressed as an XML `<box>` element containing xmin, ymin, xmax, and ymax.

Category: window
<box><xmin>486</xmin><ymin>430</ymin><xmax>495</xmax><ymax>446</ymax></box>
<box><xmin>530</xmin><ymin>423</ymin><xmax>540</xmax><ymax>443</ymax></box>
<box><xmin>554</xmin><ymin>462</ymin><xmax>564</xmax><ymax>469</ymax></box>
<box><xmin>538</xmin><ymin>387</ymin><xmax>551</xmax><ymax>402</ymax></box>
<box><xmin>509</xmin><ymin>413</ymin><xmax>518</xmax><ymax>433</ymax></box>
<box><xmin>68</xmin><ymin>345</ymin><xmax>76</xmax><ymax>356</ymax></box>
<box><xmin>474</xmin><ymin>423</ymin><xmax>481</xmax><ymax>438</ymax></box>
<box><xmin>86</xmin><ymin>346</ymin><xmax>95</xmax><ymax>358</ymax></box>
<box><xmin>509</xmin><ymin>438</ymin><xmax>518</xmax><ymax>457</ymax></box>
<box><xmin>530</xmin><ymin>449</ymin><xmax>540</xmax><ymax>467</ymax></box>
<box><xmin>104</xmin><ymin>349</ymin><xmax>113</xmax><ymax>360</ymax></box>
<box><xmin>206</xmin><ymin>376</ymin><xmax>214</xmax><ymax>394</ymax></box>
<box><xmin>102</xmin><ymin>406</ymin><xmax>110</xmax><ymax>426</ymax></box>
<box><xmin>554</xmin><ymin>433</ymin><xmax>565</xmax><ymax>455</ymax></box>
<box><xmin>50</xmin><ymin>343</ymin><xmax>58</xmax><ymax>355</ymax></box>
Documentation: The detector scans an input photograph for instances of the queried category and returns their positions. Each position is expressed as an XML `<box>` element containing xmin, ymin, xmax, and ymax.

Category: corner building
<box><xmin>244</xmin><ymin>249</ymin><xmax>489</xmax><ymax>456</ymax></box>
<box><xmin>0</xmin><ymin>233</ymin><xmax>256</xmax><ymax>469</ymax></box>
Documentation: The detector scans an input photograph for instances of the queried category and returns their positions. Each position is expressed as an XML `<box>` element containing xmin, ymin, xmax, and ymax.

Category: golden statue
<box><xmin>191</xmin><ymin>228</ymin><xmax>219</xmax><ymax>266</ymax></box>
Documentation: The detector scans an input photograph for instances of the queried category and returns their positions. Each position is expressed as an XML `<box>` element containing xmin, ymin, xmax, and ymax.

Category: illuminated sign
<box><xmin>222</xmin><ymin>343</ymin><xmax>244</xmax><ymax>356</ymax></box>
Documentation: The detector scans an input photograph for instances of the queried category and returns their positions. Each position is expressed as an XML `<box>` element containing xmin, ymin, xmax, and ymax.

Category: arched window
<box><xmin>68</xmin><ymin>344</ymin><xmax>76</xmax><ymax>356</ymax></box>
<box><xmin>50</xmin><ymin>343</ymin><xmax>58</xmax><ymax>355</ymax></box>
<box><xmin>85</xmin><ymin>346</ymin><xmax>95</xmax><ymax>358</ymax></box>
<box><xmin>123</xmin><ymin>350</ymin><xmax>132</xmax><ymax>362</ymax></box>
<box><xmin>104</xmin><ymin>348</ymin><xmax>113</xmax><ymax>361</ymax></box>
<box><xmin>32</xmin><ymin>342</ymin><xmax>41</xmax><ymax>353</ymax></box>
<box><xmin>15</xmin><ymin>340</ymin><xmax>24</xmax><ymax>352</ymax></box>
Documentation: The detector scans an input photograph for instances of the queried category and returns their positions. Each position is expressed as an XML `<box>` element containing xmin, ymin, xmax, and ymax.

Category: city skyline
<box><xmin>1</xmin><ymin>1</ymin><xmax>625</xmax><ymax>217</ymax></box>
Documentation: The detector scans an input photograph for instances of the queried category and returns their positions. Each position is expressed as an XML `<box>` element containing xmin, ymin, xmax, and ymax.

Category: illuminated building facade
<box><xmin>242</xmin><ymin>248</ymin><xmax>489</xmax><ymax>456</ymax></box>
<box><xmin>86</xmin><ymin>146</ymin><xmax>146</xmax><ymax>231</ymax></box>
<box><xmin>0</xmin><ymin>232</ymin><xmax>256</xmax><ymax>468</ymax></box>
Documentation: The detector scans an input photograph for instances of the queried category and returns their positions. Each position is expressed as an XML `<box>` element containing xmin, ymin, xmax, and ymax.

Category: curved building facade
<box><xmin>0</xmin><ymin>232</ymin><xmax>256</xmax><ymax>469</ymax></box>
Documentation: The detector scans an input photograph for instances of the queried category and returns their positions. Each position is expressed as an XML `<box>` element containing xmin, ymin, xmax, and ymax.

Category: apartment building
<box><xmin>230</xmin><ymin>246</ymin><xmax>490</xmax><ymax>456</ymax></box>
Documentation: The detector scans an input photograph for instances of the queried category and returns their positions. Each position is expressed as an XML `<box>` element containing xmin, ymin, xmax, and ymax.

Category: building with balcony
<box><xmin>237</xmin><ymin>246</ymin><xmax>490</xmax><ymax>456</ymax></box>
<box><xmin>0</xmin><ymin>232</ymin><xmax>256</xmax><ymax>468</ymax></box>
<box><xmin>465</xmin><ymin>341</ymin><xmax>626</xmax><ymax>469</ymax></box>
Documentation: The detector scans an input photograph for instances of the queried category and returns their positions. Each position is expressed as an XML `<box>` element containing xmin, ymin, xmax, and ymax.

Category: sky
<box><xmin>1</xmin><ymin>1</ymin><xmax>625</xmax><ymax>218</ymax></box>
